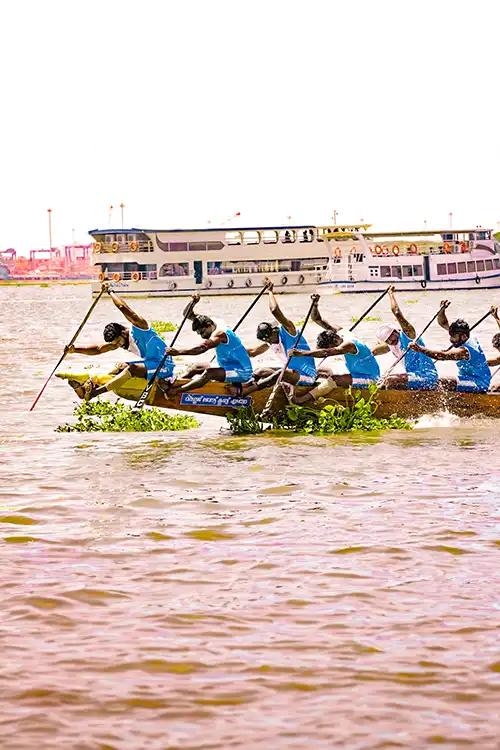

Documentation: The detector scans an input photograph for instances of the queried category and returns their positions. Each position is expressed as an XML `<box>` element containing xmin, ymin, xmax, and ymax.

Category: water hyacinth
<box><xmin>151</xmin><ymin>320</ymin><xmax>178</xmax><ymax>338</ymax></box>
<box><xmin>57</xmin><ymin>400</ymin><xmax>199</xmax><ymax>433</ymax></box>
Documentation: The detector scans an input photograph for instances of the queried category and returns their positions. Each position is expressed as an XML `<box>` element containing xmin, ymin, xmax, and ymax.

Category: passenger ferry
<box><xmin>89</xmin><ymin>224</ymin><xmax>500</xmax><ymax>296</ymax></box>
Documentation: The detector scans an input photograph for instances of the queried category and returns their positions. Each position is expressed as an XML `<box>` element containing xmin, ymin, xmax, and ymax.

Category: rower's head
<box><xmin>256</xmin><ymin>322</ymin><xmax>279</xmax><ymax>344</ymax></box>
<box><xmin>492</xmin><ymin>332</ymin><xmax>500</xmax><ymax>351</ymax></box>
<box><xmin>317</xmin><ymin>330</ymin><xmax>343</xmax><ymax>349</ymax></box>
<box><xmin>449</xmin><ymin>319</ymin><xmax>470</xmax><ymax>346</ymax></box>
<box><xmin>377</xmin><ymin>324</ymin><xmax>399</xmax><ymax>347</ymax></box>
<box><xmin>103</xmin><ymin>322</ymin><xmax>128</xmax><ymax>347</ymax></box>
<box><xmin>192</xmin><ymin>314</ymin><xmax>216</xmax><ymax>339</ymax></box>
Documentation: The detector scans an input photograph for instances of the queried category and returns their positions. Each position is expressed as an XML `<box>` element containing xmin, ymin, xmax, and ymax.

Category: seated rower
<box><xmin>373</xmin><ymin>286</ymin><xmax>438</xmax><ymax>390</ymax></box>
<box><xmin>164</xmin><ymin>294</ymin><xmax>253</xmax><ymax>393</ymax></box>
<box><xmin>66</xmin><ymin>282</ymin><xmax>175</xmax><ymax>401</ymax></box>
<box><xmin>240</xmin><ymin>284</ymin><xmax>317</xmax><ymax>396</ymax></box>
<box><xmin>409</xmin><ymin>316</ymin><xmax>491</xmax><ymax>393</ymax></box>
<box><xmin>286</xmin><ymin>297</ymin><xmax>380</xmax><ymax>404</ymax></box>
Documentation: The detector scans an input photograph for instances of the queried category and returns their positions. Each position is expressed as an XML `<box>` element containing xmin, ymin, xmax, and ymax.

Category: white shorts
<box><xmin>297</xmin><ymin>374</ymin><xmax>316</xmax><ymax>386</ymax></box>
<box><xmin>351</xmin><ymin>377</ymin><xmax>376</xmax><ymax>388</ymax></box>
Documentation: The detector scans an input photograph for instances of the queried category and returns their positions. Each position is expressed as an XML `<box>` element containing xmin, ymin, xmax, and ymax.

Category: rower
<box><xmin>286</xmin><ymin>297</ymin><xmax>380</xmax><ymax>404</ymax></box>
<box><xmin>240</xmin><ymin>283</ymin><xmax>317</xmax><ymax>396</ymax></box>
<box><xmin>65</xmin><ymin>282</ymin><xmax>176</xmax><ymax>401</ymax></box>
<box><xmin>373</xmin><ymin>286</ymin><xmax>438</xmax><ymax>390</ymax></box>
<box><xmin>408</xmin><ymin>312</ymin><xmax>491</xmax><ymax>393</ymax></box>
<box><xmin>164</xmin><ymin>294</ymin><xmax>253</xmax><ymax>393</ymax></box>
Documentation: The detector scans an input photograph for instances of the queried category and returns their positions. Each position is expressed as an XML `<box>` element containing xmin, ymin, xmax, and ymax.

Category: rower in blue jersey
<box><xmin>240</xmin><ymin>283</ymin><xmax>317</xmax><ymax>397</ymax></box>
<box><xmin>66</xmin><ymin>282</ymin><xmax>175</xmax><ymax>401</ymax></box>
<box><xmin>373</xmin><ymin>286</ymin><xmax>438</xmax><ymax>390</ymax></box>
<box><xmin>284</xmin><ymin>296</ymin><xmax>380</xmax><ymax>404</ymax></box>
<box><xmin>409</xmin><ymin>308</ymin><xmax>491</xmax><ymax>393</ymax></box>
<box><xmin>164</xmin><ymin>294</ymin><xmax>253</xmax><ymax>393</ymax></box>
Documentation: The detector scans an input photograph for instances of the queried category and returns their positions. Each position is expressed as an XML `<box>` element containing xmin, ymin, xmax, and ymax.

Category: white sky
<box><xmin>1</xmin><ymin>0</ymin><xmax>499</xmax><ymax>254</ymax></box>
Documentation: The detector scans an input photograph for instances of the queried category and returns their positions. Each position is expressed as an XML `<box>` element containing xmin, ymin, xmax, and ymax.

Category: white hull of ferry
<box><xmin>321</xmin><ymin>275</ymin><xmax>500</xmax><ymax>293</ymax></box>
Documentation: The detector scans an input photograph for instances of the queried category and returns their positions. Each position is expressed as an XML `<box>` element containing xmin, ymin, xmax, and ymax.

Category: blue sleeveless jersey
<box><xmin>130</xmin><ymin>325</ymin><xmax>174</xmax><ymax>377</ymax></box>
<box><xmin>279</xmin><ymin>326</ymin><xmax>317</xmax><ymax>380</ymax></box>
<box><xmin>456</xmin><ymin>338</ymin><xmax>491</xmax><ymax>392</ymax></box>
<box><xmin>399</xmin><ymin>331</ymin><xmax>438</xmax><ymax>384</ymax></box>
<box><xmin>344</xmin><ymin>338</ymin><xmax>380</xmax><ymax>380</ymax></box>
<box><xmin>216</xmin><ymin>329</ymin><xmax>253</xmax><ymax>382</ymax></box>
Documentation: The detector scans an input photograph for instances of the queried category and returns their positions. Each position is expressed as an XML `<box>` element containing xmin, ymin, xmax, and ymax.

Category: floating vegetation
<box><xmin>151</xmin><ymin>320</ymin><xmax>178</xmax><ymax>338</ymax></box>
<box><xmin>350</xmin><ymin>315</ymin><xmax>381</xmax><ymax>322</ymax></box>
<box><xmin>57</xmin><ymin>400</ymin><xmax>199</xmax><ymax>433</ymax></box>
<box><xmin>226</xmin><ymin>386</ymin><xmax>411</xmax><ymax>435</ymax></box>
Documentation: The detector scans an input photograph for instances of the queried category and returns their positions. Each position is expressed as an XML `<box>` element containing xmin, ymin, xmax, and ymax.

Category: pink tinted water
<box><xmin>1</xmin><ymin>285</ymin><xmax>499</xmax><ymax>749</ymax></box>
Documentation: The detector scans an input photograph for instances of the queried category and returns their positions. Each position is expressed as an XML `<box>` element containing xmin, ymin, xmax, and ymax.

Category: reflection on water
<box><xmin>1</xmin><ymin>284</ymin><xmax>500</xmax><ymax>748</ymax></box>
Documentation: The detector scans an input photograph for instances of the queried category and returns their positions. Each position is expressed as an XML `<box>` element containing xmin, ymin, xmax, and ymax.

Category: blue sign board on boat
<box><xmin>180</xmin><ymin>393</ymin><xmax>252</xmax><ymax>408</ymax></box>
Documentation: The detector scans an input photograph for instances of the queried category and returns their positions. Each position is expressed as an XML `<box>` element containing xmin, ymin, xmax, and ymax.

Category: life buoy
<box><xmin>460</xmin><ymin>241</ymin><xmax>468</xmax><ymax>252</ymax></box>
<box><xmin>227</xmin><ymin>278</ymin><xmax>234</xmax><ymax>288</ymax></box>
<box><xmin>169</xmin><ymin>281</ymin><xmax>177</xmax><ymax>291</ymax></box>
<box><xmin>420</xmin><ymin>279</ymin><xmax>427</xmax><ymax>289</ymax></box>
<box><xmin>131</xmin><ymin>272</ymin><xmax>140</xmax><ymax>282</ymax></box>
<box><xmin>408</xmin><ymin>243</ymin><xmax>418</xmax><ymax>254</ymax></box>
<box><xmin>98</xmin><ymin>272</ymin><xmax>105</xmax><ymax>282</ymax></box>
<box><xmin>94</xmin><ymin>242</ymin><xmax>102</xmax><ymax>252</ymax></box>
<box><xmin>443</xmin><ymin>242</ymin><xmax>452</xmax><ymax>254</ymax></box>
<box><xmin>298</xmin><ymin>274</ymin><xmax>305</xmax><ymax>284</ymax></box>
<box><xmin>245</xmin><ymin>278</ymin><xmax>252</xmax><ymax>287</ymax></box>
<box><xmin>475</xmin><ymin>275</ymin><xmax>481</xmax><ymax>285</ymax></box>
<box><xmin>205</xmin><ymin>279</ymin><xmax>212</xmax><ymax>289</ymax></box>
<box><xmin>281</xmin><ymin>275</ymin><xmax>288</xmax><ymax>285</ymax></box>
<box><xmin>130</xmin><ymin>241</ymin><xmax>138</xmax><ymax>251</ymax></box>
<box><xmin>375</xmin><ymin>245</ymin><xmax>383</xmax><ymax>256</ymax></box>
<box><xmin>111</xmin><ymin>242</ymin><xmax>119</xmax><ymax>252</ymax></box>
<box><xmin>392</xmin><ymin>244</ymin><xmax>400</xmax><ymax>256</ymax></box>
<box><xmin>112</xmin><ymin>272</ymin><xmax>121</xmax><ymax>282</ymax></box>
<box><xmin>334</xmin><ymin>247</ymin><xmax>341</xmax><ymax>258</ymax></box>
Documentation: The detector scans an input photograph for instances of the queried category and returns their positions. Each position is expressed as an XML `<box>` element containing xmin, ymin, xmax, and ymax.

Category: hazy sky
<box><xmin>1</xmin><ymin>0</ymin><xmax>499</xmax><ymax>253</ymax></box>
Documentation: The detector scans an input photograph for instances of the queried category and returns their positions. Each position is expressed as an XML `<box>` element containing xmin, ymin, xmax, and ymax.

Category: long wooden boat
<box><xmin>56</xmin><ymin>372</ymin><xmax>500</xmax><ymax>420</ymax></box>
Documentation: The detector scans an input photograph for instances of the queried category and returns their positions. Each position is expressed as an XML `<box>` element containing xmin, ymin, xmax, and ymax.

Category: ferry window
<box><xmin>207</xmin><ymin>241</ymin><xmax>224</xmax><ymax>252</ymax></box>
<box><xmin>476</xmin><ymin>260</ymin><xmax>485</xmax><ymax>271</ymax></box>
<box><xmin>467</xmin><ymin>261</ymin><xmax>475</xmax><ymax>272</ymax></box>
<box><xmin>116</xmin><ymin>234</ymin><xmax>125</xmax><ymax>244</ymax></box>
<box><xmin>126</xmin><ymin>234</ymin><xmax>137</xmax><ymax>242</ymax></box>
<box><xmin>369</xmin><ymin>267</ymin><xmax>379</xmax><ymax>277</ymax></box>
<box><xmin>437</xmin><ymin>263</ymin><xmax>447</xmax><ymax>275</ymax></box>
<box><xmin>447</xmin><ymin>263</ymin><xmax>457</xmax><ymax>274</ymax></box>
<box><xmin>243</xmin><ymin>231</ymin><xmax>260</xmax><ymax>245</ymax></box>
<box><xmin>494</xmin><ymin>258</ymin><xmax>500</xmax><ymax>269</ymax></box>
<box><xmin>380</xmin><ymin>266</ymin><xmax>391</xmax><ymax>278</ymax></box>
<box><xmin>442</xmin><ymin>233</ymin><xmax>453</xmax><ymax>241</ymax></box>
<box><xmin>457</xmin><ymin>262</ymin><xmax>466</xmax><ymax>273</ymax></box>
<box><xmin>169</xmin><ymin>242</ymin><xmax>188</xmax><ymax>253</ymax></box>
<box><xmin>207</xmin><ymin>261</ymin><xmax>223</xmax><ymax>275</ymax></box>
<box><xmin>159</xmin><ymin>262</ymin><xmax>189</xmax><ymax>277</ymax></box>
<box><xmin>189</xmin><ymin>242</ymin><xmax>206</xmax><ymax>252</ymax></box>
<box><xmin>280</xmin><ymin>230</ymin><xmax>295</xmax><ymax>243</ymax></box>
<box><xmin>485</xmin><ymin>259</ymin><xmax>493</xmax><ymax>271</ymax></box>
<box><xmin>105</xmin><ymin>234</ymin><xmax>114</xmax><ymax>244</ymax></box>
<box><xmin>391</xmin><ymin>266</ymin><xmax>402</xmax><ymax>278</ymax></box>
<box><xmin>402</xmin><ymin>265</ymin><xmax>413</xmax><ymax>277</ymax></box>
<box><xmin>225</xmin><ymin>232</ymin><xmax>242</xmax><ymax>245</ymax></box>
<box><xmin>300</xmin><ymin>229</ymin><xmax>312</xmax><ymax>243</ymax></box>
<box><xmin>412</xmin><ymin>265</ymin><xmax>422</xmax><ymax>276</ymax></box>
<box><xmin>262</xmin><ymin>230</ymin><xmax>278</xmax><ymax>244</ymax></box>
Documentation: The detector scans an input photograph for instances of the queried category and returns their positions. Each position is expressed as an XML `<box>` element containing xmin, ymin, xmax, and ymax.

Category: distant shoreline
<box><xmin>0</xmin><ymin>279</ymin><xmax>92</xmax><ymax>287</ymax></box>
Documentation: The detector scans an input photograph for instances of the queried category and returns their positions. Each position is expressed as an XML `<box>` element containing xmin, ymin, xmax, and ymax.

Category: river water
<box><xmin>1</xmin><ymin>284</ymin><xmax>499</xmax><ymax>750</ymax></box>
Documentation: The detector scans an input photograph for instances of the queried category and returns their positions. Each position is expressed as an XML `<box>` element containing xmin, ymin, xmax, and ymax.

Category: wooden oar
<box><xmin>468</xmin><ymin>309</ymin><xmax>493</xmax><ymax>333</ymax></box>
<box><xmin>261</xmin><ymin>296</ymin><xmax>317</xmax><ymax>418</ymax></box>
<box><xmin>133</xmin><ymin>298</ymin><xmax>197</xmax><ymax>410</ymax></box>
<box><xmin>349</xmin><ymin>285</ymin><xmax>391</xmax><ymax>333</ymax></box>
<box><xmin>29</xmin><ymin>287</ymin><xmax>106</xmax><ymax>411</ymax></box>
<box><xmin>379</xmin><ymin>300</ymin><xmax>449</xmax><ymax>382</ymax></box>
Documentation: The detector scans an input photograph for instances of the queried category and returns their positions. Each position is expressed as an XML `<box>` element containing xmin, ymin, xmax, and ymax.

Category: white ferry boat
<box><xmin>89</xmin><ymin>224</ymin><xmax>500</xmax><ymax>296</ymax></box>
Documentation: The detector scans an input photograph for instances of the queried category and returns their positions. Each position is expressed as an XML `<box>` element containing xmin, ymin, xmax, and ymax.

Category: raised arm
<box><xmin>310</xmin><ymin>295</ymin><xmax>342</xmax><ymax>332</ymax></box>
<box><xmin>268</xmin><ymin>285</ymin><xmax>296</xmax><ymax>335</ymax></box>
<box><xmin>105</xmin><ymin>284</ymin><xmax>148</xmax><ymax>330</ymax></box>
<box><xmin>437</xmin><ymin>299</ymin><xmax>451</xmax><ymax>331</ymax></box>
<box><xmin>388</xmin><ymin>286</ymin><xmax>415</xmax><ymax>339</ymax></box>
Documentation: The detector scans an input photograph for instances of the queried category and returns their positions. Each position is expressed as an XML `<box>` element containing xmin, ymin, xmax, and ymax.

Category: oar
<box><xmin>261</xmin><ymin>296</ymin><xmax>317</xmax><ymax>418</ymax></box>
<box><xmin>209</xmin><ymin>282</ymin><xmax>270</xmax><ymax>362</ymax></box>
<box><xmin>468</xmin><ymin>309</ymin><xmax>492</xmax><ymax>333</ymax></box>
<box><xmin>133</xmin><ymin>298</ymin><xmax>197</xmax><ymax>410</ymax></box>
<box><xmin>379</xmin><ymin>300</ymin><xmax>449</xmax><ymax>382</ymax></box>
<box><xmin>29</xmin><ymin>287</ymin><xmax>106</xmax><ymax>411</ymax></box>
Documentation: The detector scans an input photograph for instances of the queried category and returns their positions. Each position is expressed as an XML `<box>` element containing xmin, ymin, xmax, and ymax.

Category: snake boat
<box><xmin>56</xmin><ymin>372</ymin><xmax>500</xmax><ymax>420</ymax></box>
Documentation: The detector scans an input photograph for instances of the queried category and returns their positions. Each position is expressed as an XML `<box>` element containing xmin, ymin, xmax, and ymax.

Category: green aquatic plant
<box><xmin>350</xmin><ymin>315</ymin><xmax>381</xmax><ymax>323</ymax></box>
<box><xmin>151</xmin><ymin>320</ymin><xmax>178</xmax><ymax>338</ymax></box>
<box><xmin>57</xmin><ymin>399</ymin><xmax>199</xmax><ymax>433</ymax></box>
<box><xmin>225</xmin><ymin>386</ymin><xmax>411</xmax><ymax>435</ymax></box>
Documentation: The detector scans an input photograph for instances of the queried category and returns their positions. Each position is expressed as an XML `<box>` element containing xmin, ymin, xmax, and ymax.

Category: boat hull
<box><xmin>56</xmin><ymin>373</ymin><xmax>500</xmax><ymax>420</ymax></box>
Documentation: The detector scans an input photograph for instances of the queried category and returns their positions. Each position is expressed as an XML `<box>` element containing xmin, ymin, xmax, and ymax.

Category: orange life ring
<box><xmin>98</xmin><ymin>272</ymin><xmax>105</xmax><ymax>282</ymax></box>
<box><xmin>443</xmin><ymin>242</ymin><xmax>452</xmax><ymax>253</ymax></box>
<box><xmin>111</xmin><ymin>242</ymin><xmax>119</xmax><ymax>252</ymax></box>
<box><xmin>375</xmin><ymin>245</ymin><xmax>383</xmax><ymax>256</ymax></box>
<box><xmin>94</xmin><ymin>242</ymin><xmax>102</xmax><ymax>252</ymax></box>
<box><xmin>130</xmin><ymin>241</ymin><xmax>138</xmax><ymax>251</ymax></box>
<box><xmin>112</xmin><ymin>272</ymin><xmax>121</xmax><ymax>282</ymax></box>
<box><xmin>392</xmin><ymin>244</ymin><xmax>400</xmax><ymax>256</ymax></box>
<box><xmin>131</xmin><ymin>272</ymin><xmax>140</xmax><ymax>282</ymax></box>
<box><xmin>460</xmin><ymin>241</ymin><xmax>468</xmax><ymax>252</ymax></box>
<box><xmin>408</xmin><ymin>243</ymin><xmax>418</xmax><ymax>254</ymax></box>
<box><xmin>334</xmin><ymin>247</ymin><xmax>342</xmax><ymax>258</ymax></box>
